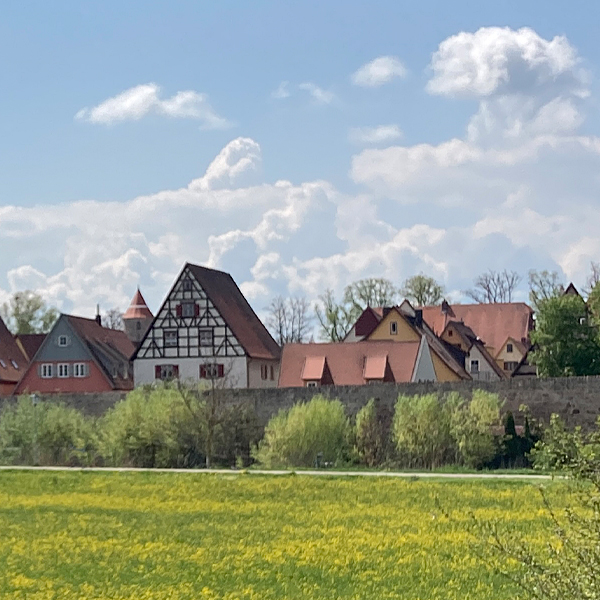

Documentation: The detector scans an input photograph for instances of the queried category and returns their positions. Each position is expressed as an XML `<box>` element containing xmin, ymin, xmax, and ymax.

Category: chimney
<box><xmin>414</xmin><ymin>309</ymin><xmax>423</xmax><ymax>328</ymax></box>
<box><xmin>95</xmin><ymin>304</ymin><xmax>102</xmax><ymax>327</ymax></box>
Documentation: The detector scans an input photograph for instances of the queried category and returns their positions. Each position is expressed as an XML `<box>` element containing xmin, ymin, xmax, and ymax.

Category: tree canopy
<box><xmin>400</xmin><ymin>274</ymin><xmax>445</xmax><ymax>306</ymax></box>
<box><xmin>530</xmin><ymin>294</ymin><xmax>600</xmax><ymax>377</ymax></box>
<box><xmin>0</xmin><ymin>290</ymin><xmax>59</xmax><ymax>334</ymax></box>
<box><xmin>465</xmin><ymin>270</ymin><xmax>521</xmax><ymax>303</ymax></box>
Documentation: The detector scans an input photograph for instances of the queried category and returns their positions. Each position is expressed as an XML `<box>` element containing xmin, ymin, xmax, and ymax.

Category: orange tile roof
<box><xmin>363</xmin><ymin>354</ymin><xmax>387</xmax><ymax>379</ymax></box>
<box><xmin>420</xmin><ymin>302</ymin><xmax>533</xmax><ymax>354</ymax></box>
<box><xmin>301</xmin><ymin>356</ymin><xmax>326</xmax><ymax>380</ymax></box>
<box><xmin>279</xmin><ymin>341</ymin><xmax>420</xmax><ymax>387</ymax></box>
<box><xmin>123</xmin><ymin>289</ymin><xmax>154</xmax><ymax>320</ymax></box>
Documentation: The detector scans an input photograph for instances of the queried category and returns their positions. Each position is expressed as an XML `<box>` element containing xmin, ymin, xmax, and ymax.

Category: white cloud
<box><xmin>298</xmin><ymin>82</ymin><xmax>335</xmax><ymax>105</ymax></box>
<box><xmin>351</xmin><ymin>56</ymin><xmax>407</xmax><ymax>87</ymax></box>
<box><xmin>349</xmin><ymin>125</ymin><xmax>403</xmax><ymax>145</ymax></box>
<box><xmin>75</xmin><ymin>83</ymin><xmax>231</xmax><ymax>128</ymax></box>
<box><xmin>271</xmin><ymin>81</ymin><xmax>291</xmax><ymax>99</ymax></box>
<box><xmin>427</xmin><ymin>27</ymin><xmax>586</xmax><ymax>99</ymax></box>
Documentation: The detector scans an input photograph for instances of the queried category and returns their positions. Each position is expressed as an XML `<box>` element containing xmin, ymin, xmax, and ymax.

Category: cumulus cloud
<box><xmin>271</xmin><ymin>81</ymin><xmax>291</xmax><ymax>99</ymax></box>
<box><xmin>75</xmin><ymin>83</ymin><xmax>231</xmax><ymax>128</ymax></box>
<box><xmin>298</xmin><ymin>82</ymin><xmax>335</xmax><ymax>105</ymax></box>
<box><xmin>351</xmin><ymin>56</ymin><xmax>407</xmax><ymax>87</ymax></box>
<box><xmin>348</xmin><ymin>125</ymin><xmax>403</xmax><ymax>145</ymax></box>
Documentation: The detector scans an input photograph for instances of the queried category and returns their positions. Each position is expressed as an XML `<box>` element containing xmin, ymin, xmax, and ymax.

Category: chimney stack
<box><xmin>95</xmin><ymin>304</ymin><xmax>102</xmax><ymax>326</ymax></box>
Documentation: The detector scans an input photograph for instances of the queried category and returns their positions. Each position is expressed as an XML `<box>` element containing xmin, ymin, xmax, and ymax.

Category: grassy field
<box><xmin>0</xmin><ymin>471</ymin><xmax>567</xmax><ymax>599</ymax></box>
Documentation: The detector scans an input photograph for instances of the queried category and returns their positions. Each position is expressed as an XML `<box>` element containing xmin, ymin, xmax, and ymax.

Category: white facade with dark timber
<box><xmin>133</xmin><ymin>263</ymin><xmax>281</xmax><ymax>388</ymax></box>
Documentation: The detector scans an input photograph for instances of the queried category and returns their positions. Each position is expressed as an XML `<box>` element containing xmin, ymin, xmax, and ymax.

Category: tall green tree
<box><xmin>315</xmin><ymin>278</ymin><xmax>397</xmax><ymax>342</ymax></box>
<box><xmin>0</xmin><ymin>290</ymin><xmax>59</xmax><ymax>334</ymax></box>
<box><xmin>530</xmin><ymin>294</ymin><xmax>600</xmax><ymax>377</ymax></box>
<box><xmin>400</xmin><ymin>274</ymin><xmax>445</xmax><ymax>306</ymax></box>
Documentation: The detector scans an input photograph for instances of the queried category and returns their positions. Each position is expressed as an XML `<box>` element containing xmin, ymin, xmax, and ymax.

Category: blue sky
<box><xmin>2</xmin><ymin>1</ymin><xmax>600</xmax><ymax>318</ymax></box>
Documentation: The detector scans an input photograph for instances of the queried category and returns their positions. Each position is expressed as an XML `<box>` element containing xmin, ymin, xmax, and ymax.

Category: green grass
<box><xmin>0</xmin><ymin>471</ymin><xmax>569</xmax><ymax>599</ymax></box>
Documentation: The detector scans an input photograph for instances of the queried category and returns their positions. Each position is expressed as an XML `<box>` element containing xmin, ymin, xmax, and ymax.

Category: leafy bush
<box><xmin>254</xmin><ymin>395</ymin><xmax>352</xmax><ymax>468</ymax></box>
<box><xmin>450</xmin><ymin>390</ymin><xmax>502</xmax><ymax>469</ymax></box>
<box><xmin>355</xmin><ymin>399</ymin><xmax>389</xmax><ymax>467</ymax></box>
<box><xmin>0</xmin><ymin>397</ymin><xmax>96</xmax><ymax>466</ymax></box>
<box><xmin>392</xmin><ymin>393</ymin><xmax>456</xmax><ymax>469</ymax></box>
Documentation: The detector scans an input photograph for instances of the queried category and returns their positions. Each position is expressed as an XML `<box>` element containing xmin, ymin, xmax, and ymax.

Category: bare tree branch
<box><xmin>465</xmin><ymin>270</ymin><xmax>522</xmax><ymax>303</ymax></box>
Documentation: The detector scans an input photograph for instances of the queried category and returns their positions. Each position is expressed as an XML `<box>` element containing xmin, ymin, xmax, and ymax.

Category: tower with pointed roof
<box><xmin>123</xmin><ymin>289</ymin><xmax>154</xmax><ymax>344</ymax></box>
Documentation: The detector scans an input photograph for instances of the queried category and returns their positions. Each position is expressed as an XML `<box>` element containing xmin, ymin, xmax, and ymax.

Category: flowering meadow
<box><xmin>0</xmin><ymin>472</ymin><xmax>566</xmax><ymax>599</ymax></box>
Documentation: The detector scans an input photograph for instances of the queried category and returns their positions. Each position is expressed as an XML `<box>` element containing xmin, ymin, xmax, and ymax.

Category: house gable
<box><xmin>366</xmin><ymin>308</ymin><xmax>420</xmax><ymax>343</ymax></box>
<box><xmin>412</xmin><ymin>337</ymin><xmax>437</xmax><ymax>382</ymax></box>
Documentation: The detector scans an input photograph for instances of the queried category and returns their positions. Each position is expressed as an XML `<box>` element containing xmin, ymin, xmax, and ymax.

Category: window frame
<box><xmin>506</xmin><ymin>343</ymin><xmax>513</xmax><ymax>353</ymax></box>
<box><xmin>57</xmin><ymin>363</ymin><xmax>70</xmax><ymax>378</ymax></box>
<box><xmin>470</xmin><ymin>359</ymin><xmax>480</xmax><ymax>374</ymax></box>
<box><xmin>164</xmin><ymin>330</ymin><xmax>178</xmax><ymax>348</ymax></box>
<box><xmin>41</xmin><ymin>363</ymin><xmax>53</xmax><ymax>378</ymax></box>
<box><xmin>306</xmin><ymin>381</ymin><xmax>318</xmax><ymax>388</ymax></box>
<box><xmin>181</xmin><ymin>302</ymin><xmax>195</xmax><ymax>318</ymax></box>
<box><xmin>182</xmin><ymin>278</ymin><xmax>193</xmax><ymax>292</ymax></box>
<box><xmin>58</xmin><ymin>335</ymin><xmax>69</xmax><ymax>347</ymax></box>
<box><xmin>390</xmin><ymin>321</ymin><xmax>398</xmax><ymax>335</ymax></box>
<box><xmin>73</xmin><ymin>363</ymin><xmax>87</xmax><ymax>378</ymax></box>
<box><xmin>198</xmin><ymin>328</ymin><xmax>213</xmax><ymax>347</ymax></box>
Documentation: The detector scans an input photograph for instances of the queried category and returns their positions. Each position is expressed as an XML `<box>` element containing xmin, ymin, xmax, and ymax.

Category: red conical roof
<box><xmin>123</xmin><ymin>289</ymin><xmax>154</xmax><ymax>320</ymax></box>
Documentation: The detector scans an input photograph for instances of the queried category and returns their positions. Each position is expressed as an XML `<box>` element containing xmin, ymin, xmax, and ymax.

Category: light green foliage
<box><xmin>450</xmin><ymin>390</ymin><xmax>502</xmax><ymax>469</ymax></box>
<box><xmin>392</xmin><ymin>393</ymin><xmax>455</xmax><ymax>469</ymax></box>
<box><xmin>400</xmin><ymin>274</ymin><xmax>445</xmax><ymax>306</ymax></box>
<box><xmin>0</xmin><ymin>290</ymin><xmax>59</xmax><ymax>334</ymax></box>
<box><xmin>354</xmin><ymin>399</ymin><xmax>387</xmax><ymax>467</ymax></box>
<box><xmin>99</xmin><ymin>385</ymin><xmax>202</xmax><ymax>468</ymax></box>
<box><xmin>531</xmin><ymin>294</ymin><xmax>600</xmax><ymax>376</ymax></box>
<box><xmin>0</xmin><ymin>397</ymin><xmax>95</xmax><ymax>465</ymax></box>
<box><xmin>254</xmin><ymin>395</ymin><xmax>352</xmax><ymax>467</ymax></box>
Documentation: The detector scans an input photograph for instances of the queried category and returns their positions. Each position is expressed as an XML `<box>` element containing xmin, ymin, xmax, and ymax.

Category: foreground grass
<box><xmin>0</xmin><ymin>472</ymin><xmax>567</xmax><ymax>599</ymax></box>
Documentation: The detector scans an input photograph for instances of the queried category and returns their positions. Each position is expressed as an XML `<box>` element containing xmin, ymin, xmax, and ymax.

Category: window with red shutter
<box><xmin>194</xmin><ymin>303</ymin><xmax>200</xmax><ymax>317</ymax></box>
<box><xmin>155</xmin><ymin>365</ymin><xmax>161</xmax><ymax>379</ymax></box>
<box><xmin>176</xmin><ymin>304</ymin><xmax>182</xmax><ymax>317</ymax></box>
<box><xmin>173</xmin><ymin>365</ymin><xmax>179</xmax><ymax>378</ymax></box>
<box><xmin>200</xmin><ymin>365</ymin><xmax>207</xmax><ymax>378</ymax></box>
<box><xmin>217</xmin><ymin>364</ymin><xmax>224</xmax><ymax>378</ymax></box>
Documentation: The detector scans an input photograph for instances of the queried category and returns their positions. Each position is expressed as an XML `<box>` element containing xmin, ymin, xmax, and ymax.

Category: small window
<box><xmin>470</xmin><ymin>360</ymin><xmax>479</xmax><ymax>374</ymax></box>
<box><xmin>261</xmin><ymin>364</ymin><xmax>268</xmax><ymax>380</ymax></box>
<box><xmin>164</xmin><ymin>330</ymin><xmax>178</xmax><ymax>348</ymax></box>
<box><xmin>579</xmin><ymin>316</ymin><xmax>586</xmax><ymax>325</ymax></box>
<box><xmin>58</xmin><ymin>335</ymin><xmax>69</xmax><ymax>347</ymax></box>
<box><xmin>270</xmin><ymin>365</ymin><xmax>275</xmax><ymax>381</ymax></box>
<box><xmin>306</xmin><ymin>381</ymin><xmax>318</xmax><ymax>388</ymax></box>
<box><xmin>504</xmin><ymin>361</ymin><xmax>518</xmax><ymax>372</ymax></box>
<box><xmin>73</xmin><ymin>363</ymin><xmax>87</xmax><ymax>378</ymax></box>
<box><xmin>448</xmin><ymin>330</ymin><xmax>453</xmax><ymax>337</ymax></box>
<box><xmin>182</xmin><ymin>278</ymin><xmax>193</xmax><ymax>291</ymax></box>
<box><xmin>136</xmin><ymin>321</ymin><xmax>142</xmax><ymax>330</ymax></box>
<box><xmin>10</xmin><ymin>360</ymin><xmax>18</xmax><ymax>369</ymax></box>
<box><xmin>41</xmin><ymin>364</ymin><xmax>53</xmax><ymax>378</ymax></box>
<box><xmin>0</xmin><ymin>359</ymin><xmax>6</xmax><ymax>368</ymax></box>
<box><xmin>57</xmin><ymin>363</ymin><xmax>69</xmax><ymax>378</ymax></box>
<box><xmin>199</xmin><ymin>329</ymin><xmax>213</xmax><ymax>347</ymax></box>
<box><xmin>390</xmin><ymin>321</ymin><xmax>398</xmax><ymax>335</ymax></box>
<box><xmin>155</xmin><ymin>364</ymin><xmax>179</xmax><ymax>380</ymax></box>
<box><xmin>506</xmin><ymin>343</ymin><xmax>513</xmax><ymax>353</ymax></box>
<box><xmin>200</xmin><ymin>363</ymin><xmax>224</xmax><ymax>379</ymax></box>
<box><xmin>182</xmin><ymin>302</ymin><xmax>195</xmax><ymax>318</ymax></box>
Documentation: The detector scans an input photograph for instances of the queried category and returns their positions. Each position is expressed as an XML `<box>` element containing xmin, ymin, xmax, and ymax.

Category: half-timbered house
<box><xmin>133</xmin><ymin>263</ymin><xmax>281</xmax><ymax>388</ymax></box>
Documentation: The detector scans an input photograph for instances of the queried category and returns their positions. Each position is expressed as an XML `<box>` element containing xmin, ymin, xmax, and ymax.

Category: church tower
<box><xmin>123</xmin><ymin>289</ymin><xmax>154</xmax><ymax>344</ymax></box>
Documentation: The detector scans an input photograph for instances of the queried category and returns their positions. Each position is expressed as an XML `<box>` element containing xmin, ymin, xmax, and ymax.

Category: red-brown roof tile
<box><xmin>420</xmin><ymin>302</ymin><xmax>533</xmax><ymax>355</ymax></box>
<box><xmin>0</xmin><ymin>317</ymin><xmax>26</xmax><ymax>384</ymax></box>
<box><xmin>15</xmin><ymin>333</ymin><xmax>46</xmax><ymax>361</ymax></box>
<box><xmin>187</xmin><ymin>263</ymin><xmax>280</xmax><ymax>360</ymax></box>
<box><xmin>123</xmin><ymin>289</ymin><xmax>154</xmax><ymax>320</ymax></box>
<box><xmin>279</xmin><ymin>341</ymin><xmax>420</xmax><ymax>387</ymax></box>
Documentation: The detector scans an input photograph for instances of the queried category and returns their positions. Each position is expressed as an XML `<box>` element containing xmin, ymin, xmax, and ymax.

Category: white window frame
<box><xmin>58</xmin><ymin>335</ymin><xmax>69</xmax><ymax>347</ymax></box>
<box><xmin>10</xmin><ymin>360</ymin><xmax>19</xmax><ymax>369</ymax></box>
<box><xmin>41</xmin><ymin>364</ymin><xmax>53</xmax><ymax>378</ymax></box>
<box><xmin>164</xmin><ymin>330</ymin><xmax>178</xmax><ymax>348</ymax></box>
<box><xmin>57</xmin><ymin>363</ymin><xmax>70</xmax><ymax>378</ymax></box>
<box><xmin>306</xmin><ymin>381</ymin><xmax>318</xmax><ymax>388</ymax></box>
<box><xmin>390</xmin><ymin>321</ymin><xmax>398</xmax><ymax>335</ymax></box>
<box><xmin>199</xmin><ymin>328</ymin><xmax>213</xmax><ymax>347</ymax></box>
<box><xmin>73</xmin><ymin>363</ymin><xmax>87</xmax><ymax>378</ymax></box>
<box><xmin>159</xmin><ymin>364</ymin><xmax>178</xmax><ymax>380</ymax></box>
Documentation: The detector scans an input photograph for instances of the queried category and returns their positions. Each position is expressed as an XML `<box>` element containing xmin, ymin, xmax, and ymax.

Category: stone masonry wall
<box><xmin>2</xmin><ymin>377</ymin><xmax>600</xmax><ymax>427</ymax></box>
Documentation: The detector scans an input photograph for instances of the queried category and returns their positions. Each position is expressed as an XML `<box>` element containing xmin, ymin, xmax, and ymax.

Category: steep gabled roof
<box><xmin>66</xmin><ymin>315</ymin><xmax>136</xmax><ymax>361</ymax></box>
<box><xmin>187</xmin><ymin>263</ymin><xmax>280</xmax><ymax>360</ymax></box>
<box><xmin>0</xmin><ymin>317</ymin><xmax>27</xmax><ymax>384</ymax></box>
<box><xmin>15</xmin><ymin>334</ymin><xmax>46</xmax><ymax>361</ymax></box>
<box><xmin>123</xmin><ymin>289</ymin><xmax>154</xmax><ymax>320</ymax></box>
<box><xmin>420</xmin><ymin>302</ymin><xmax>533</xmax><ymax>354</ymax></box>
<box><xmin>279</xmin><ymin>341</ymin><xmax>420</xmax><ymax>387</ymax></box>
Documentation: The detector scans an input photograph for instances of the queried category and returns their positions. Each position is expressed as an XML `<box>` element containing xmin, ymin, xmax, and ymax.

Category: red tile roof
<box><xmin>279</xmin><ymin>341</ymin><xmax>420</xmax><ymax>387</ymax></box>
<box><xmin>420</xmin><ymin>302</ymin><xmax>533</xmax><ymax>355</ymax></box>
<box><xmin>0</xmin><ymin>317</ymin><xmax>26</xmax><ymax>384</ymax></box>
<box><xmin>66</xmin><ymin>315</ymin><xmax>136</xmax><ymax>361</ymax></box>
<box><xmin>123</xmin><ymin>289</ymin><xmax>154</xmax><ymax>320</ymax></box>
<box><xmin>15</xmin><ymin>334</ymin><xmax>46</xmax><ymax>361</ymax></box>
<box><xmin>187</xmin><ymin>263</ymin><xmax>280</xmax><ymax>360</ymax></box>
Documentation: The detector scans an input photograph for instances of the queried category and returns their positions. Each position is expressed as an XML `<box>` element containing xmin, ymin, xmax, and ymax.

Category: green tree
<box><xmin>400</xmin><ymin>274</ymin><xmax>445</xmax><ymax>306</ymax></box>
<box><xmin>0</xmin><ymin>290</ymin><xmax>59</xmax><ymax>334</ymax></box>
<box><xmin>530</xmin><ymin>294</ymin><xmax>600</xmax><ymax>377</ymax></box>
<box><xmin>355</xmin><ymin>399</ymin><xmax>388</xmax><ymax>467</ymax></box>
<box><xmin>527</xmin><ymin>269</ymin><xmax>564</xmax><ymax>312</ymax></box>
<box><xmin>315</xmin><ymin>278</ymin><xmax>397</xmax><ymax>341</ymax></box>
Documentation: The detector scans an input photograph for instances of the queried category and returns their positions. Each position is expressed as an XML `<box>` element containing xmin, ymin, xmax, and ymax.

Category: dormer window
<box><xmin>306</xmin><ymin>381</ymin><xmax>318</xmax><ymax>388</ymax></box>
<box><xmin>0</xmin><ymin>359</ymin><xmax>6</xmax><ymax>368</ymax></box>
<box><xmin>10</xmin><ymin>360</ymin><xmax>18</xmax><ymax>369</ymax></box>
<box><xmin>390</xmin><ymin>321</ymin><xmax>398</xmax><ymax>335</ymax></box>
<box><xmin>58</xmin><ymin>335</ymin><xmax>69</xmax><ymax>347</ymax></box>
<box><xmin>448</xmin><ymin>330</ymin><xmax>453</xmax><ymax>337</ymax></box>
